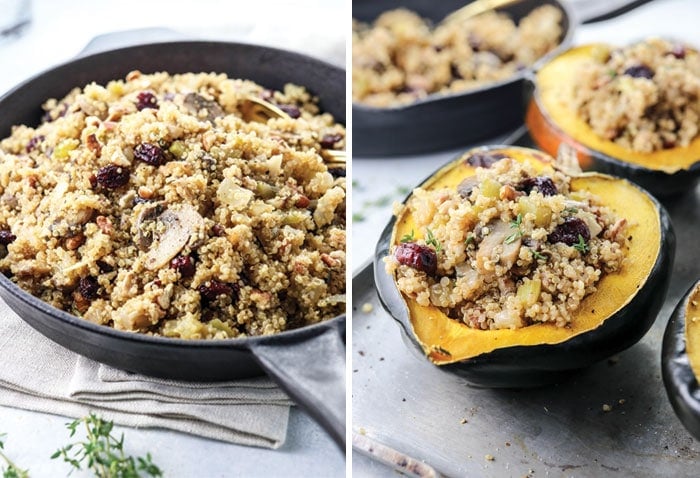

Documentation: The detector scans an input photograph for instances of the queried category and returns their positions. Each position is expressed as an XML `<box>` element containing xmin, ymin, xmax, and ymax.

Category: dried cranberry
<box><xmin>395</xmin><ymin>243</ymin><xmax>438</xmax><ymax>275</ymax></box>
<box><xmin>96</xmin><ymin>164</ymin><xmax>130</xmax><ymax>189</ymax></box>
<box><xmin>171</xmin><ymin>255</ymin><xmax>196</xmax><ymax>278</ymax></box>
<box><xmin>328</xmin><ymin>167</ymin><xmax>346</xmax><ymax>178</ymax></box>
<box><xmin>199</xmin><ymin>280</ymin><xmax>239</xmax><ymax>302</ymax></box>
<box><xmin>133</xmin><ymin>142</ymin><xmax>165</xmax><ymax>166</ymax></box>
<box><xmin>516</xmin><ymin>176</ymin><xmax>558</xmax><ymax>196</ymax></box>
<box><xmin>465</xmin><ymin>152</ymin><xmax>507</xmax><ymax>168</ymax></box>
<box><xmin>78</xmin><ymin>276</ymin><xmax>99</xmax><ymax>300</ymax></box>
<box><xmin>320</xmin><ymin>133</ymin><xmax>343</xmax><ymax>149</ymax></box>
<box><xmin>0</xmin><ymin>230</ymin><xmax>16</xmax><ymax>245</ymax></box>
<box><xmin>278</xmin><ymin>104</ymin><xmax>301</xmax><ymax>119</ymax></box>
<box><xmin>623</xmin><ymin>65</ymin><xmax>654</xmax><ymax>79</ymax></box>
<box><xmin>548</xmin><ymin>217</ymin><xmax>590</xmax><ymax>246</ymax></box>
<box><xmin>136</xmin><ymin>91</ymin><xmax>159</xmax><ymax>111</ymax></box>
<box><xmin>26</xmin><ymin>135</ymin><xmax>45</xmax><ymax>153</ymax></box>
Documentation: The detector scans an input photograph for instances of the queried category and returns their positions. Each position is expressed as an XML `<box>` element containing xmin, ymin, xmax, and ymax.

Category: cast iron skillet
<box><xmin>352</xmin><ymin>0</ymin><xmax>575</xmax><ymax>157</ymax></box>
<box><xmin>0</xmin><ymin>41</ymin><xmax>346</xmax><ymax>449</ymax></box>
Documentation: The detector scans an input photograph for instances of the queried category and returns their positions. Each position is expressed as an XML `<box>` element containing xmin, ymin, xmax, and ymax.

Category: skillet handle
<box><xmin>250</xmin><ymin>324</ymin><xmax>346</xmax><ymax>449</ymax></box>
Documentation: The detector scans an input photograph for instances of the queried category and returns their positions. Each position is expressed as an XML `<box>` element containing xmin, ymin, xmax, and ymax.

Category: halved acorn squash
<box><xmin>526</xmin><ymin>44</ymin><xmax>700</xmax><ymax>196</ymax></box>
<box><xmin>374</xmin><ymin>146</ymin><xmax>675</xmax><ymax>388</ymax></box>
<box><xmin>662</xmin><ymin>279</ymin><xmax>700</xmax><ymax>440</ymax></box>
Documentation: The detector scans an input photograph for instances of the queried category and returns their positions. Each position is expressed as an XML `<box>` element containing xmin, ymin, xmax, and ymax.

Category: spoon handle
<box><xmin>443</xmin><ymin>0</ymin><xmax>523</xmax><ymax>24</ymax></box>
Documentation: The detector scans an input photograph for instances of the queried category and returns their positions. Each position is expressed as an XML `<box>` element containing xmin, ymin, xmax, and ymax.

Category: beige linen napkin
<box><xmin>0</xmin><ymin>300</ymin><xmax>293</xmax><ymax>448</ymax></box>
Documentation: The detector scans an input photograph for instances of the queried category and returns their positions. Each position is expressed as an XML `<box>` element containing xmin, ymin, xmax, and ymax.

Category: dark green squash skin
<box><xmin>662</xmin><ymin>280</ymin><xmax>700</xmax><ymax>440</ymax></box>
<box><xmin>525</xmin><ymin>80</ymin><xmax>700</xmax><ymax>197</ymax></box>
<box><xmin>374</xmin><ymin>146</ymin><xmax>676</xmax><ymax>388</ymax></box>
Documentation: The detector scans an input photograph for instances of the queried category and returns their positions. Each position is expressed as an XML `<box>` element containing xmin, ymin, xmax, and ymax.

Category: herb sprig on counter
<box><xmin>52</xmin><ymin>414</ymin><xmax>162</xmax><ymax>478</ymax></box>
<box><xmin>352</xmin><ymin>183</ymin><xmax>411</xmax><ymax>222</ymax></box>
<box><xmin>0</xmin><ymin>434</ymin><xmax>29</xmax><ymax>478</ymax></box>
<box><xmin>1</xmin><ymin>414</ymin><xmax>162</xmax><ymax>478</ymax></box>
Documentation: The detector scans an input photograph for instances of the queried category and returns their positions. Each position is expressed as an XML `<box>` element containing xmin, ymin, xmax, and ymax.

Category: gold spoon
<box><xmin>322</xmin><ymin>150</ymin><xmax>346</xmax><ymax>164</ymax></box>
<box><xmin>442</xmin><ymin>0</ymin><xmax>522</xmax><ymax>24</ymax></box>
<box><xmin>240</xmin><ymin>95</ymin><xmax>291</xmax><ymax>123</ymax></box>
<box><xmin>241</xmin><ymin>94</ymin><xmax>346</xmax><ymax>165</ymax></box>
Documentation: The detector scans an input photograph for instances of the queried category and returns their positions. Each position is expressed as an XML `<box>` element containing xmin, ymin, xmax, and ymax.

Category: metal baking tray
<box><xmin>351</xmin><ymin>132</ymin><xmax>700</xmax><ymax>477</ymax></box>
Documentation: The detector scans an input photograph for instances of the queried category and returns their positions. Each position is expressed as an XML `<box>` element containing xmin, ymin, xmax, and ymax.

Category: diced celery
<box><xmin>54</xmin><ymin>139</ymin><xmax>79</xmax><ymax>159</ymax></box>
<box><xmin>168</xmin><ymin>140</ymin><xmax>187</xmax><ymax>159</ymax></box>
<box><xmin>517</xmin><ymin>278</ymin><xmax>541</xmax><ymax>307</ymax></box>
<box><xmin>481</xmin><ymin>178</ymin><xmax>501</xmax><ymax>198</ymax></box>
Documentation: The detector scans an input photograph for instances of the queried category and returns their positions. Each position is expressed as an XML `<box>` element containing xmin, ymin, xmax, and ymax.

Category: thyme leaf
<box><xmin>573</xmin><ymin>234</ymin><xmax>589</xmax><ymax>254</ymax></box>
<box><xmin>0</xmin><ymin>434</ymin><xmax>29</xmax><ymax>478</ymax></box>
<box><xmin>531</xmin><ymin>249</ymin><xmax>547</xmax><ymax>261</ymax></box>
<box><xmin>400</xmin><ymin>230</ymin><xmax>415</xmax><ymax>243</ymax></box>
<box><xmin>425</xmin><ymin>228</ymin><xmax>442</xmax><ymax>253</ymax></box>
<box><xmin>505</xmin><ymin>214</ymin><xmax>524</xmax><ymax>244</ymax></box>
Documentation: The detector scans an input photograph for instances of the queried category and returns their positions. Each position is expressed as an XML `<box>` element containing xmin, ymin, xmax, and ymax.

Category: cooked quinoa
<box><xmin>0</xmin><ymin>71</ymin><xmax>345</xmax><ymax>339</ymax></box>
<box><xmin>571</xmin><ymin>38</ymin><xmax>700</xmax><ymax>153</ymax></box>
<box><xmin>353</xmin><ymin>5</ymin><xmax>562</xmax><ymax>107</ymax></box>
<box><xmin>386</xmin><ymin>152</ymin><xmax>627</xmax><ymax>330</ymax></box>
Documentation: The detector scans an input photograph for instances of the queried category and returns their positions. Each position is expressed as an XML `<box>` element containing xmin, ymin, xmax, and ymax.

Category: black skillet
<box><xmin>0</xmin><ymin>41</ymin><xmax>346</xmax><ymax>448</ymax></box>
<box><xmin>352</xmin><ymin>0</ymin><xmax>575</xmax><ymax>157</ymax></box>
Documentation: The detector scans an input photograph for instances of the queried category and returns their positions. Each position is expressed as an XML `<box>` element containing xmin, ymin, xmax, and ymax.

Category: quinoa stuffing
<box><xmin>353</xmin><ymin>5</ymin><xmax>562</xmax><ymax>107</ymax></box>
<box><xmin>386</xmin><ymin>152</ymin><xmax>628</xmax><ymax>330</ymax></box>
<box><xmin>0</xmin><ymin>71</ymin><xmax>345</xmax><ymax>339</ymax></box>
<box><xmin>571</xmin><ymin>38</ymin><xmax>700</xmax><ymax>153</ymax></box>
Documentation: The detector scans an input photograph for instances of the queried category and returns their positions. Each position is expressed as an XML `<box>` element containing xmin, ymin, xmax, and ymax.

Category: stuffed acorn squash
<box><xmin>526</xmin><ymin>40</ymin><xmax>700</xmax><ymax>196</ymax></box>
<box><xmin>662</xmin><ymin>280</ymin><xmax>700</xmax><ymax>440</ymax></box>
<box><xmin>374</xmin><ymin>146</ymin><xmax>674</xmax><ymax>388</ymax></box>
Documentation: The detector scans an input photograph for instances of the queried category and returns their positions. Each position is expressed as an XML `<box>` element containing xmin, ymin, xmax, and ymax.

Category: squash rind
<box><xmin>375</xmin><ymin>146</ymin><xmax>675</xmax><ymax>388</ymax></box>
<box><xmin>662</xmin><ymin>280</ymin><xmax>700</xmax><ymax>440</ymax></box>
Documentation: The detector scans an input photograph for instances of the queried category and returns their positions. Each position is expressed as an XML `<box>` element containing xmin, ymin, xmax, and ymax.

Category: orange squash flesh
<box><xmin>391</xmin><ymin>147</ymin><xmax>661</xmax><ymax>365</ymax></box>
<box><xmin>529</xmin><ymin>44</ymin><xmax>700</xmax><ymax>174</ymax></box>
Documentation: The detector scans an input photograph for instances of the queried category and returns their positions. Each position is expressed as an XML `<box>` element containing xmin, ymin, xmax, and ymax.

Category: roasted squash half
<box><xmin>374</xmin><ymin>146</ymin><xmax>674</xmax><ymax>388</ymax></box>
<box><xmin>662</xmin><ymin>279</ymin><xmax>700</xmax><ymax>440</ymax></box>
<box><xmin>526</xmin><ymin>44</ymin><xmax>700</xmax><ymax>196</ymax></box>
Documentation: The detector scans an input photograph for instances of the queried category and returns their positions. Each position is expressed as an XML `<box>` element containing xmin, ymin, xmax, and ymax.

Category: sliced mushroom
<box><xmin>183</xmin><ymin>92</ymin><xmax>224</xmax><ymax>122</ymax></box>
<box><xmin>476</xmin><ymin>220</ymin><xmax>521</xmax><ymax>273</ymax></box>
<box><xmin>144</xmin><ymin>204</ymin><xmax>204</xmax><ymax>271</ymax></box>
<box><xmin>457</xmin><ymin>177</ymin><xmax>478</xmax><ymax>199</ymax></box>
<box><xmin>579</xmin><ymin>210</ymin><xmax>603</xmax><ymax>238</ymax></box>
<box><xmin>135</xmin><ymin>202</ymin><xmax>165</xmax><ymax>251</ymax></box>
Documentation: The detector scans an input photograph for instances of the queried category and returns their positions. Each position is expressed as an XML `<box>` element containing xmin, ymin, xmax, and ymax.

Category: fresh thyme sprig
<box><xmin>465</xmin><ymin>234</ymin><xmax>476</xmax><ymax>247</ymax></box>
<box><xmin>400</xmin><ymin>230</ymin><xmax>415</xmax><ymax>243</ymax></box>
<box><xmin>0</xmin><ymin>434</ymin><xmax>29</xmax><ymax>478</ymax></box>
<box><xmin>425</xmin><ymin>228</ymin><xmax>442</xmax><ymax>253</ymax></box>
<box><xmin>531</xmin><ymin>249</ymin><xmax>547</xmax><ymax>261</ymax></box>
<box><xmin>573</xmin><ymin>234</ymin><xmax>589</xmax><ymax>254</ymax></box>
<box><xmin>505</xmin><ymin>214</ymin><xmax>524</xmax><ymax>244</ymax></box>
<box><xmin>51</xmin><ymin>414</ymin><xmax>162</xmax><ymax>478</ymax></box>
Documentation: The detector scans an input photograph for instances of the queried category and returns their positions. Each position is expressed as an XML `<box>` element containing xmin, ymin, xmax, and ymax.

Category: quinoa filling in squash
<box><xmin>386</xmin><ymin>152</ymin><xmax>627</xmax><ymax>330</ymax></box>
